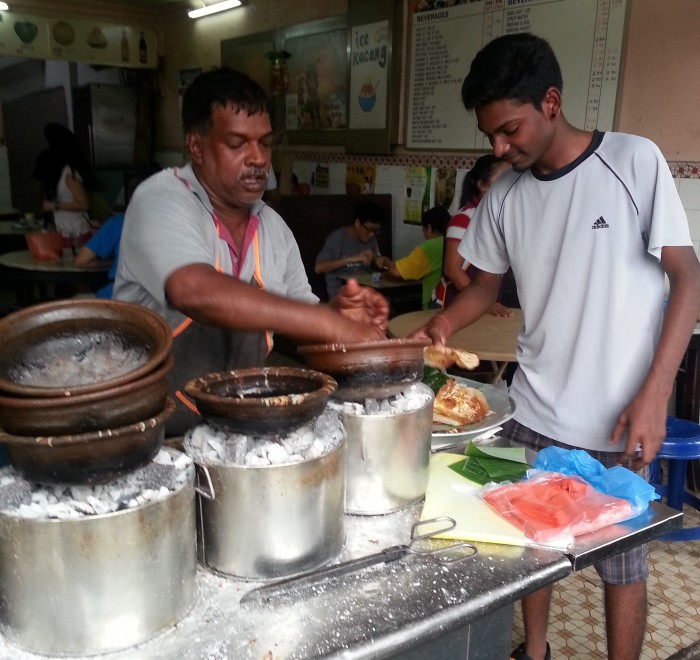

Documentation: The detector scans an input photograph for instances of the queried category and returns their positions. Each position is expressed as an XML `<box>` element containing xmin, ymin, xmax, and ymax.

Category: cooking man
<box><xmin>414</xmin><ymin>34</ymin><xmax>700</xmax><ymax>660</ymax></box>
<box><xmin>114</xmin><ymin>68</ymin><xmax>388</xmax><ymax>435</ymax></box>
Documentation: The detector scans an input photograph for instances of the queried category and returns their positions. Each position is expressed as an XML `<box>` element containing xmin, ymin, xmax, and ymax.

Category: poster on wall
<box><xmin>404</xmin><ymin>166</ymin><xmax>431</xmax><ymax>225</ymax></box>
<box><xmin>285</xmin><ymin>27</ymin><xmax>347</xmax><ymax>132</ymax></box>
<box><xmin>0</xmin><ymin>11</ymin><xmax>157</xmax><ymax>68</ymax></box>
<box><xmin>346</xmin><ymin>163</ymin><xmax>376</xmax><ymax>194</ymax></box>
<box><xmin>435</xmin><ymin>166</ymin><xmax>457</xmax><ymax>209</ymax></box>
<box><xmin>220</xmin><ymin>32</ymin><xmax>275</xmax><ymax>97</ymax></box>
<box><xmin>349</xmin><ymin>20</ymin><xmax>389</xmax><ymax>130</ymax></box>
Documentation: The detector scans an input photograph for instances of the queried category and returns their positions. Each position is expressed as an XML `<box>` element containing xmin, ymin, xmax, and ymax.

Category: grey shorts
<box><xmin>500</xmin><ymin>419</ymin><xmax>649</xmax><ymax>584</ymax></box>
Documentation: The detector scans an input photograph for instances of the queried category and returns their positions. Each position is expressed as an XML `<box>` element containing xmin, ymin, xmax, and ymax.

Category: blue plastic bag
<box><xmin>532</xmin><ymin>446</ymin><xmax>659</xmax><ymax>514</ymax></box>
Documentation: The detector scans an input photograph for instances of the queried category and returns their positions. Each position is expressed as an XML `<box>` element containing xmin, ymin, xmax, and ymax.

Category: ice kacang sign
<box><xmin>349</xmin><ymin>20</ymin><xmax>389</xmax><ymax>130</ymax></box>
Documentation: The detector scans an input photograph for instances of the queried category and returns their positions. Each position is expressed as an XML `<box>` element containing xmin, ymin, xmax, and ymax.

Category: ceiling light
<box><xmin>0</xmin><ymin>3</ymin><xmax>10</xmax><ymax>10</ymax></box>
<box><xmin>188</xmin><ymin>0</ymin><xmax>242</xmax><ymax>19</ymax></box>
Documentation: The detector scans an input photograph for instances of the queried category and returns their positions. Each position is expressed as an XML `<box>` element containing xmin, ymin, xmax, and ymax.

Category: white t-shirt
<box><xmin>459</xmin><ymin>131</ymin><xmax>692</xmax><ymax>451</ymax></box>
<box><xmin>54</xmin><ymin>165</ymin><xmax>91</xmax><ymax>238</ymax></box>
<box><xmin>113</xmin><ymin>164</ymin><xmax>316</xmax><ymax>329</ymax></box>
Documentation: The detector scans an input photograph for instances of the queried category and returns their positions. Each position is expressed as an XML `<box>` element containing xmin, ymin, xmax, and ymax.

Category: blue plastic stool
<box><xmin>650</xmin><ymin>416</ymin><xmax>700</xmax><ymax>541</ymax></box>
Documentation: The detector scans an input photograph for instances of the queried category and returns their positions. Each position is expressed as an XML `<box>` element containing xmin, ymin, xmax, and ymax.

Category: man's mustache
<box><xmin>237</xmin><ymin>169</ymin><xmax>269</xmax><ymax>182</ymax></box>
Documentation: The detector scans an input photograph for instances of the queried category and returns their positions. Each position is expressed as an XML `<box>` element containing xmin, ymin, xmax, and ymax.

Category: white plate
<box><xmin>431</xmin><ymin>376</ymin><xmax>516</xmax><ymax>450</ymax></box>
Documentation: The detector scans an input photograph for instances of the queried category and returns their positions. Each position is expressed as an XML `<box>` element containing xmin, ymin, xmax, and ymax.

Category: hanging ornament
<box><xmin>267</xmin><ymin>49</ymin><xmax>291</xmax><ymax>97</ymax></box>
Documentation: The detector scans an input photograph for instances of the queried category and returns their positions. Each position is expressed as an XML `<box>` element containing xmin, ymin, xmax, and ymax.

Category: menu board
<box><xmin>0</xmin><ymin>11</ymin><xmax>157</xmax><ymax>68</ymax></box>
<box><xmin>407</xmin><ymin>0</ymin><xmax>627</xmax><ymax>150</ymax></box>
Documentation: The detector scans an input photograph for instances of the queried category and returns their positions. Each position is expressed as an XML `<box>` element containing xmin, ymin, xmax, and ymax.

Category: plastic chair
<box><xmin>650</xmin><ymin>416</ymin><xmax>700</xmax><ymax>541</ymax></box>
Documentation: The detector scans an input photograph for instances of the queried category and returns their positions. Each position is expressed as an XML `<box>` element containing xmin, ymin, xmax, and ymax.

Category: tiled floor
<box><xmin>512</xmin><ymin>504</ymin><xmax>700</xmax><ymax>659</ymax></box>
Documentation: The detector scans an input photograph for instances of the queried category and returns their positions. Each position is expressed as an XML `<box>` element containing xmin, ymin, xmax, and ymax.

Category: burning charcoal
<box><xmin>207</xmin><ymin>437</ymin><xmax>225</xmax><ymax>461</ymax></box>
<box><xmin>139</xmin><ymin>464</ymin><xmax>177</xmax><ymax>491</ymax></box>
<box><xmin>227</xmin><ymin>434</ymin><xmax>248</xmax><ymax>463</ymax></box>
<box><xmin>313</xmin><ymin>409</ymin><xmax>345</xmax><ymax>443</ymax></box>
<box><xmin>284</xmin><ymin>426</ymin><xmax>315</xmax><ymax>454</ymax></box>
<box><xmin>72</xmin><ymin>500</ymin><xmax>97</xmax><ymax>515</ymax></box>
<box><xmin>304</xmin><ymin>437</ymin><xmax>330</xmax><ymax>460</ymax></box>
<box><xmin>0</xmin><ymin>481</ymin><xmax>32</xmax><ymax>510</ymax></box>
<box><xmin>263</xmin><ymin>440</ymin><xmax>290</xmax><ymax>465</ymax></box>
<box><xmin>364</xmin><ymin>398</ymin><xmax>380</xmax><ymax>414</ymax></box>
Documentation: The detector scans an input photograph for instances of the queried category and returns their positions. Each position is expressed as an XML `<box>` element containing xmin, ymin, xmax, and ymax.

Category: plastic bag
<box><xmin>531</xmin><ymin>446</ymin><xmax>659</xmax><ymax>512</ymax></box>
<box><xmin>481</xmin><ymin>472</ymin><xmax>635</xmax><ymax>549</ymax></box>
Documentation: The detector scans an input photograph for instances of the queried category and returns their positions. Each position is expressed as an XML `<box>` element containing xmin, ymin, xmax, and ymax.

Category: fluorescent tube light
<box><xmin>0</xmin><ymin>3</ymin><xmax>9</xmax><ymax>10</ymax></box>
<box><xmin>188</xmin><ymin>0</ymin><xmax>242</xmax><ymax>19</ymax></box>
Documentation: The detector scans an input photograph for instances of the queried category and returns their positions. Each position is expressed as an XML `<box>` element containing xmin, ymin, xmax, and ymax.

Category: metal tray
<box><xmin>431</xmin><ymin>376</ymin><xmax>516</xmax><ymax>451</ymax></box>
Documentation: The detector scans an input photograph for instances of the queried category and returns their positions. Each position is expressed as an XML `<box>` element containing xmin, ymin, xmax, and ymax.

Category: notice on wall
<box><xmin>404</xmin><ymin>166</ymin><xmax>431</xmax><ymax>225</ymax></box>
<box><xmin>407</xmin><ymin>0</ymin><xmax>626</xmax><ymax>150</ymax></box>
<box><xmin>0</xmin><ymin>11</ymin><xmax>157</xmax><ymax>68</ymax></box>
<box><xmin>349</xmin><ymin>20</ymin><xmax>390</xmax><ymax>130</ymax></box>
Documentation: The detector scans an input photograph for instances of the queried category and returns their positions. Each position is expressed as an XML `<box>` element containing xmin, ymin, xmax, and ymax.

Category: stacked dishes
<box><xmin>298</xmin><ymin>338</ymin><xmax>436</xmax><ymax>515</ymax></box>
<box><xmin>183</xmin><ymin>367</ymin><xmax>346</xmax><ymax>579</ymax></box>
<box><xmin>0</xmin><ymin>299</ymin><xmax>173</xmax><ymax>482</ymax></box>
<box><xmin>0</xmin><ymin>300</ymin><xmax>196</xmax><ymax>656</ymax></box>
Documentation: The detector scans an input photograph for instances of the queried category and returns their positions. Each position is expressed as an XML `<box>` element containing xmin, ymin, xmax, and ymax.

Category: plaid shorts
<box><xmin>500</xmin><ymin>419</ymin><xmax>649</xmax><ymax>584</ymax></box>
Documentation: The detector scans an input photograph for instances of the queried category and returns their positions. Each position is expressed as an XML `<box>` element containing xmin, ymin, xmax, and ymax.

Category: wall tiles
<box><xmin>685</xmin><ymin>209</ymin><xmax>700</xmax><ymax>244</ymax></box>
<box><xmin>678</xmin><ymin>178</ymin><xmax>700</xmax><ymax>211</ymax></box>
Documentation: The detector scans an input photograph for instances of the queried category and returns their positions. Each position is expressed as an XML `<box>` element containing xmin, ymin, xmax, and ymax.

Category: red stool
<box><xmin>650</xmin><ymin>417</ymin><xmax>700</xmax><ymax>541</ymax></box>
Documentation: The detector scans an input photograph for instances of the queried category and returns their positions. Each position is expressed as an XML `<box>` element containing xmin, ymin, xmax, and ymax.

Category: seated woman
<box><xmin>374</xmin><ymin>206</ymin><xmax>449</xmax><ymax>310</ymax></box>
<box><xmin>432</xmin><ymin>155</ymin><xmax>512</xmax><ymax>314</ymax></box>
<box><xmin>74</xmin><ymin>170</ymin><xmax>156</xmax><ymax>298</ymax></box>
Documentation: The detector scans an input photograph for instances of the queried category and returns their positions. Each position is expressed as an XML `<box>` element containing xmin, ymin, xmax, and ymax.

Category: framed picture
<box><xmin>282</xmin><ymin>17</ymin><xmax>348</xmax><ymax>145</ymax></box>
<box><xmin>220</xmin><ymin>30</ymin><xmax>276</xmax><ymax>98</ymax></box>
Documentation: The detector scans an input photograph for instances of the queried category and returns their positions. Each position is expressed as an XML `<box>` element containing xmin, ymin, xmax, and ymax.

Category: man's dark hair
<box><xmin>422</xmin><ymin>206</ymin><xmax>450</xmax><ymax>235</ymax></box>
<box><xmin>461</xmin><ymin>34</ymin><xmax>563</xmax><ymax>112</ymax></box>
<box><xmin>354</xmin><ymin>201</ymin><xmax>385</xmax><ymax>226</ymax></box>
<box><xmin>182</xmin><ymin>67</ymin><xmax>270</xmax><ymax>134</ymax></box>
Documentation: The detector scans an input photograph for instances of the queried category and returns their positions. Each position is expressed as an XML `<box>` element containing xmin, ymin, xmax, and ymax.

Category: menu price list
<box><xmin>407</xmin><ymin>0</ymin><xmax>626</xmax><ymax>150</ymax></box>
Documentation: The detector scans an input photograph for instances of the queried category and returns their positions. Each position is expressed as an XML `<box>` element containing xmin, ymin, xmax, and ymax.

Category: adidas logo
<box><xmin>592</xmin><ymin>216</ymin><xmax>609</xmax><ymax>229</ymax></box>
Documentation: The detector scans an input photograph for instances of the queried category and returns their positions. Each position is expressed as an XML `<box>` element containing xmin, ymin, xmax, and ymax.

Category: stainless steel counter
<box><xmin>0</xmin><ymin>498</ymin><xmax>681</xmax><ymax>659</ymax></box>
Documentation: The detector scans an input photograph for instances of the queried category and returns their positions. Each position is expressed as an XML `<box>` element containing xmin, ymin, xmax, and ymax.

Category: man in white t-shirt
<box><xmin>415</xmin><ymin>34</ymin><xmax>700</xmax><ymax>660</ymax></box>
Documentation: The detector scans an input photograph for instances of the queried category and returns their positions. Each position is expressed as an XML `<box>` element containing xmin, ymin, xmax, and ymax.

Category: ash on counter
<box><xmin>0</xmin><ymin>448</ymin><xmax>193</xmax><ymax>520</ymax></box>
<box><xmin>184</xmin><ymin>406</ymin><xmax>345</xmax><ymax>467</ymax></box>
<box><xmin>332</xmin><ymin>383</ymin><xmax>433</xmax><ymax>416</ymax></box>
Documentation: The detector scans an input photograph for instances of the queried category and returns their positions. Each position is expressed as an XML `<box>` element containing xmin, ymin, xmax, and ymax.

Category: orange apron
<box><xmin>168</xmin><ymin>170</ymin><xmax>272</xmax><ymax>435</ymax></box>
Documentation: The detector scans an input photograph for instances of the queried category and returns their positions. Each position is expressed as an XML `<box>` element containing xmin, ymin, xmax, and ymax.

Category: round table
<box><xmin>388</xmin><ymin>308</ymin><xmax>523</xmax><ymax>381</ymax></box>
<box><xmin>0</xmin><ymin>250</ymin><xmax>110</xmax><ymax>305</ymax></box>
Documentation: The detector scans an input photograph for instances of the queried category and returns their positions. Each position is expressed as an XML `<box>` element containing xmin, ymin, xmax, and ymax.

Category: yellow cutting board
<box><xmin>420</xmin><ymin>453</ymin><xmax>529</xmax><ymax>546</ymax></box>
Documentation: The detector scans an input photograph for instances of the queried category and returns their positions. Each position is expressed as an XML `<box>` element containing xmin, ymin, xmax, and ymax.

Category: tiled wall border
<box><xmin>290</xmin><ymin>150</ymin><xmax>700</xmax><ymax>178</ymax></box>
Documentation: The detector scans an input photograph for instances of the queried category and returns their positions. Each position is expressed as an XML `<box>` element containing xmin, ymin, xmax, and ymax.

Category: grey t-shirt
<box><xmin>113</xmin><ymin>164</ymin><xmax>316</xmax><ymax>329</ymax></box>
<box><xmin>316</xmin><ymin>227</ymin><xmax>379</xmax><ymax>299</ymax></box>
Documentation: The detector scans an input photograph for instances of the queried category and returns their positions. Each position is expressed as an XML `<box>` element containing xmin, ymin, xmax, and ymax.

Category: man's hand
<box><xmin>349</xmin><ymin>250</ymin><xmax>374</xmax><ymax>266</ymax></box>
<box><xmin>609</xmin><ymin>386</ymin><xmax>668</xmax><ymax>470</ymax></box>
<box><xmin>409</xmin><ymin>314</ymin><xmax>452</xmax><ymax>347</ymax></box>
<box><xmin>331</xmin><ymin>278</ymin><xmax>389</xmax><ymax>333</ymax></box>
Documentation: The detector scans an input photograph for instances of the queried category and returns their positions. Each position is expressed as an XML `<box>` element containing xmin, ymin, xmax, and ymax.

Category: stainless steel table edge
<box><xmin>321</xmin><ymin>555</ymin><xmax>571</xmax><ymax>660</ymax></box>
<box><xmin>565</xmin><ymin>501</ymin><xmax>683</xmax><ymax>571</ymax></box>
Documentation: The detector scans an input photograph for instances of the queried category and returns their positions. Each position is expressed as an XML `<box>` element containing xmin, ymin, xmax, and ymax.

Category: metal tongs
<box><xmin>240</xmin><ymin>516</ymin><xmax>477</xmax><ymax>605</ymax></box>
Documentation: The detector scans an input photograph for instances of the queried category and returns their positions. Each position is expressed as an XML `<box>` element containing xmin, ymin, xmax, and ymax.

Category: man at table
<box><xmin>314</xmin><ymin>201</ymin><xmax>385</xmax><ymax>300</ymax></box>
<box><xmin>416</xmin><ymin>34</ymin><xmax>700</xmax><ymax>660</ymax></box>
<box><xmin>113</xmin><ymin>68</ymin><xmax>388</xmax><ymax>435</ymax></box>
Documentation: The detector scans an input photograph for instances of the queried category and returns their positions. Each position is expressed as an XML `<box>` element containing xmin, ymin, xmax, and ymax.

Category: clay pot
<box><xmin>298</xmin><ymin>338</ymin><xmax>430</xmax><ymax>401</ymax></box>
<box><xmin>0</xmin><ymin>398</ymin><xmax>176</xmax><ymax>484</ymax></box>
<box><xmin>0</xmin><ymin>299</ymin><xmax>172</xmax><ymax>398</ymax></box>
<box><xmin>0</xmin><ymin>355</ymin><xmax>173</xmax><ymax>436</ymax></box>
<box><xmin>184</xmin><ymin>367</ymin><xmax>337</xmax><ymax>435</ymax></box>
